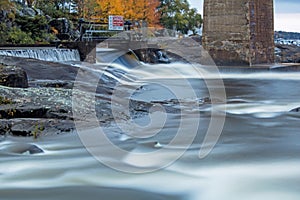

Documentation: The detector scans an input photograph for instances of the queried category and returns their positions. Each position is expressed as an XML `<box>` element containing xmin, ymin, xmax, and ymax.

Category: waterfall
<box><xmin>0</xmin><ymin>48</ymin><xmax>81</xmax><ymax>62</ymax></box>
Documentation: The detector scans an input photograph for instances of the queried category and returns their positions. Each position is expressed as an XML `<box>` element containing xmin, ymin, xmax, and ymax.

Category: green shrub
<box><xmin>15</xmin><ymin>15</ymin><xmax>48</xmax><ymax>39</ymax></box>
<box><xmin>0</xmin><ymin>14</ymin><xmax>57</xmax><ymax>44</ymax></box>
<box><xmin>7</xmin><ymin>27</ymin><xmax>35</xmax><ymax>44</ymax></box>
<box><xmin>0</xmin><ymin>23</ymin><xmax>9</xmax><ymax>43</ymax></box>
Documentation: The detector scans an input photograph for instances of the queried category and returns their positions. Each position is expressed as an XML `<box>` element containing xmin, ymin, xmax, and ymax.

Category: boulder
<box><xmin>0</xmin><ymin>143</ymin><xmax>44</xmax><ymax>154</ymax></box>
<box><xmin>290</xmin><ymin>107</ymin><xmax>300</xmax><ymax>112</ymax></box>
<box><xmin>133</xmin><ymin>49</ymin><xmax>170</xmax><ymax>64</ymax></box>
<box><xmin>0</xmin><ymin>65</ymin><xmax>28</xmax><ymax>88</ymax></box>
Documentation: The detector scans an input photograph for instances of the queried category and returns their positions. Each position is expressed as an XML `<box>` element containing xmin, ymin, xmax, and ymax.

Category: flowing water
<box><xmin>0</xmin><ymin>48</ymin><xmax>80</xmax><ymax>62</ymax></box>
<box><xmin>1</xmin><ymin>50</ymin><xmax>300</xmax><ymax>200</ymax></box>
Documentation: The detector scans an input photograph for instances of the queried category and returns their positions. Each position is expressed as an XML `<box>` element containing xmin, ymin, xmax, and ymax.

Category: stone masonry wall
<box><xmin>249</xmin><ymin>0</ymin><xmax>274</xmax><ymax>64</ymax></box>
<box><xmin>202</xmin><ymin>0</ymin><xmax>274</xmax><ymax>65</ymax></box>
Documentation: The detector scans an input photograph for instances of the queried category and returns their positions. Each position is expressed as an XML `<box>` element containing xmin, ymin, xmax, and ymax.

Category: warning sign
<box><xmin>108</xmin><ymin>16</ymin><xmax>124</xmax><ymax>31</ymax></box>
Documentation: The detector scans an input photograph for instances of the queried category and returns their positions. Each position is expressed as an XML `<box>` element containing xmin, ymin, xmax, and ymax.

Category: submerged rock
<box><xmin>0</xmin><ymin>143</ymin><xmax>44</xmax><ymax>154</ymax></box>
<box><xmin>290</xmin><ymin>107</ymin><xmax>300</xmax><ymax>112</ymax></box>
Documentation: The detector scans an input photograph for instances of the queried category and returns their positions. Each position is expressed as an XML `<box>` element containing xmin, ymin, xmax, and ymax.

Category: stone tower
<box><xmin>202</xmin><ymin>0</ymin><xmax>274</xmax><ymax>65</ymax></box>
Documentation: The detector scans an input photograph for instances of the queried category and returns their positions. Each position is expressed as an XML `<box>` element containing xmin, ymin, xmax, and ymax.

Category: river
<box><xmin>0</xmin><ymin>48</ymin><xmax>300</xmax><ymax>200</ymax></box>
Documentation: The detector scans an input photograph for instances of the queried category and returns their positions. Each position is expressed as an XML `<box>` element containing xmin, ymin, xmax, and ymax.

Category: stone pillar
<box><xmin>202</xmin><ymin>0</ymin><xmax>274</xmax><ymax>66</ymax></box>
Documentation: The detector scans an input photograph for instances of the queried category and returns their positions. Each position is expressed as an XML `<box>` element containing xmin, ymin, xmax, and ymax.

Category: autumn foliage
<box><xmin>88</xmin><ymin>0</ymin><xmax>161</xmax><ymax>27</ymax></box>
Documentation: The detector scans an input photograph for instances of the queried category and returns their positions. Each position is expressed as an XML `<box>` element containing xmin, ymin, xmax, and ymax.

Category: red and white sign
<box><xmin>108</xmin><ymin>16</ymin><xmax>124</xmax><ymax>31</ymax></box>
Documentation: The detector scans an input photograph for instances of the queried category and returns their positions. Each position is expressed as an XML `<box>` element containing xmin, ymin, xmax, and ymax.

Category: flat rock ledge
<box><xmin>0</xmin><ymin>85</ymin><xmax>115</xmax><ymax>138</ymax></box>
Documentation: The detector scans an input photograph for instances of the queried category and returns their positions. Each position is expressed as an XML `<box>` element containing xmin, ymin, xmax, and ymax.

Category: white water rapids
<box><xmin>0</xmin><ymin>50</ymin><xmax>300</xmax><ymax>200</ymax></box>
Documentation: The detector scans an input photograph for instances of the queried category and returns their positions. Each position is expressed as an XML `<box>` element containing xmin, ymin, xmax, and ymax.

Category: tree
<box><xmin>145</xmin><ymin>0</ymin><xmax>161</xmax><ymax>26</ymax></box>
<box><xmin>186</xmin><ymin>8</ymin><xmax>202</xmax><ymax>34</ymax></box>
<box><xmin>158</xmin><ymin>0</ymin><xmax>202</xmax><ymax>34</ymax></box>
<box><xmin>91</xmin><ymin>0</ymin><xmax>160</xmax><ymax>26</ymax></box>
<box><xmin>35</xmin><ymin>0</ymin><xmax>68</xmax><ymax>18</ymax></box>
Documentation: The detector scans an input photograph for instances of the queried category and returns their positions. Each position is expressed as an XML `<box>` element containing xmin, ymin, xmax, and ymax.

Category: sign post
<box><xmin>108</xmin><ymin>16</ymin><xmax>124</xmax><ymax>31</ymax></box>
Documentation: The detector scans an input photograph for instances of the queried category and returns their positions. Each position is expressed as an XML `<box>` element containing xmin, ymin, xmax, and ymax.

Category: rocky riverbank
<box><xmin>275</xmin><ymin>44</ymin><xmax>300</xmax><ymax>63</ymax></box>
<box><xmin>0</xmin><ymin>56</ymin><xmax>112</xmax><ymax>138</ymax></box>
<box><xmin>0</xmin><ymin>55</ymin><xmax>163</xmax><ymax>139</ymax></box>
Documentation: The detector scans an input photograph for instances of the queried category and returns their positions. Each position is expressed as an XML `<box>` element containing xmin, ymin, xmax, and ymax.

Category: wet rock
<box><xmin>0</xmin><ymin>101</ymin><xmax>73</xmax><ymax>120</ymax></box>
<box><xmin>0</xmin><ymin>105</ymin><xmax>48</xmax><ymax>119</ymax></box>
<box><xmin>46</xmin><ymin>108</ymin><xmax>72</xmax><ymax>120</ymax></box>
<box><xmin>0</xmin><ymin>57</ymin><xmax>131</xmax><ymax>138</ymax></box>
<box><xmin>133</xmin><ymin>49</ymin><xmax>170</xmax><ymax>64</ymax></box>
<box><xmin>27</xmin><ymin>144</ymin><xmax>44</xmax><ymax>154</ymax></box>
<box><xmin>30</xmin><ymin>80</ymin><xmax>74</xmax><ymax>89</ymax></box>
<box><xmin>0</xmin><ymin>143</ymin><xmax>44</xmax><ymax>154</ymax></box>
<box><xmin>0</xmin><ymin>84</ymin><xmax>75</xmax><ymax>134</ymax></box>
<box><xmin>0</xmin><ymin>55</ymin><xmax>79</xmax><ymax>83</ymax></box>
<box><xmin>11</xmin><ymin>122</ymin><xmax>33</xmax><ymax>137</ymax></box>
<box><xmin>1</xmin><ymin>118</ymin><xmax>75</xmax><ymax>137</ymax></box>
<box><xmin>275</xmin><ymin>44</ymin><xmax>300</xmax><ymax>63</ymax></box>
<box><xmin>0</xmin><ymin>65</ymin><xmax>28</xmax><ymax>88</ymax></box>
<box><xmin>0</xmin><ymin>84</ymin><xmax>115</xmax><ymax>137</ymax></box>
<box><xmin>154</xmin><ymin>50</ymin><xmax>170</xmax><ymax>64</ymax></box>
<box><xmin>290</xmin><ymin>107</ymin><xmax>300</xmax><ymax>112</ymax></box>
<box><xmin>0</xmin><ymin>120</ymin><xmax>10</xmax><ymax>135</ymax></box>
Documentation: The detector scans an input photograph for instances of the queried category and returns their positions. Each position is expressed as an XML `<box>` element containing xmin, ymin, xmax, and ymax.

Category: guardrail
<box><xmin>81</xmin><ymin>24</ymin><xmax>122</xmax><ymax>41</ymax></box>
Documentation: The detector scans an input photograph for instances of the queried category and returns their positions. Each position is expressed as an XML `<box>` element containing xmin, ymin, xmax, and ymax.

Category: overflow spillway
<box><xmin>0</xmin><ymin>48</ymin><xmax>81</xmax><ymax>62</ymax></box>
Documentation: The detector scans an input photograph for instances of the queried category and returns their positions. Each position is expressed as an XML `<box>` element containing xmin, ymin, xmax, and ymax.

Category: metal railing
<box><xmin>81</xmin><ymin>23</ymin><xmax>121</xmax><ymax>41</ymax></box>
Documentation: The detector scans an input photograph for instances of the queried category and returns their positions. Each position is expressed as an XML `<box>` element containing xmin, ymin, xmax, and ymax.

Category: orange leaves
<box><xmin>92</xmin><ymin>0</ymin><xmax>161</xmax><ymax>27</ymax></box>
